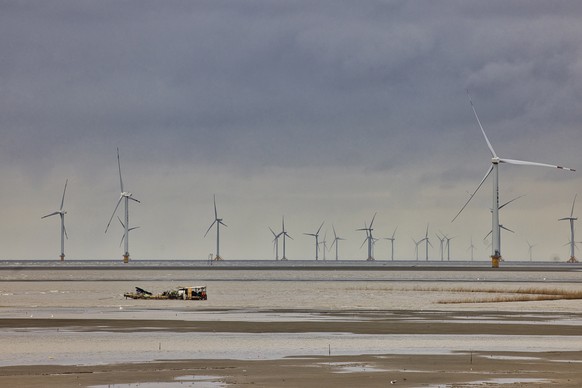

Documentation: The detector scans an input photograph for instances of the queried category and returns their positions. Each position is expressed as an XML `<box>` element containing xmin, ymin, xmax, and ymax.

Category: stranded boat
<box><xmin>124</xmin><ymin>286</ymin><xmax>207</xmax><ymax>300</ymax></box>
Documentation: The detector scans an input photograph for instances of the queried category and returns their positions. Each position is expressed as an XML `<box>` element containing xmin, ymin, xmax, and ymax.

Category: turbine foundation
<box><xmin>491</xmin><ymin>254</ymin><xmax>501</xmax><ymax>268</ymax></box>
<box><xmin>60</xmin><ymin>254</ymin><xmax>65</xmax><ymax>261</ymax></box>
<box><xmin>567</xmin><ymin>256</ymin><xmax>578</xmax><ymax>263</ymax></box>
<box><xmin>366</xmin><ymin>257</ymin><xmax>375</xmax><ymax>262</ymax></box>
<box><xmin>214</xmin><ymin>255</ymin><xmax>223</xmax><ymax>261</ymax></box>
<box><xmin>123</xmin><ymin>254</ymin><xmax>129</xmax><ymax>264</ymax></box>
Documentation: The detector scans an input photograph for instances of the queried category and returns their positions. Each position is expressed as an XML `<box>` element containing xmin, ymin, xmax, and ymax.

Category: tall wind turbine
<box><xmin>468</xmin><ymin>237</ymin><xmax>475</xmax><ymax>261</ymax></box>
<box><xmin>384</xmin><ymin>227</ymin><xmax>397</xmax><ymax>261</ymax></box>
<box><xmin>436</xmin><ymin>233</ymin><xmax>446</xmax><ymax>261</ymax></box>
<box><xmin>559</xmin><ymin>194</ymin><xmax>578</xmax><ymax>263</ymax></box>
<box><xmin>319</xmin><ymin>231</ymin><xmax>328</xmax><ymax>260</ymax></box>
<box><xmin>280</xmin><ymin>216</ymin><xmax>293</xmax><ymax>260</ymax></box>
<box><xmin>357</xmin><ymin>213</ymin><xmax>377</xmax><ymax>261</ymax></box>
<box><xmin>204</xmin><ymin>195</ymin><xmax>227</xmax><ymax>261</ymax></box>
<box><xmin>330</xmin><ymin>225</ymin><xmax>346</xmax><ymax>261</ymax></box>
<box><xmin>453</xmin><ymin>93</ymin><xmax>575</xmax><ymax>266</ymax></box>
<box><xmin>269</xmin><ymin>227</ymin><xmax>282</xmax><ymax>261</ymax></box>
<box><xmin>444</xmin><ymin>235</ymin><xmax>455</xmax><ymax>261</ymax></box>
<box><xmin>105</xmin><ymin>148</ymin><xmax>140</xmax><ymax>263</ymax></box>
<box><xmin>423</xmin><ymin>225</ymin><xmax>432</xmax><ymax>261</ymax></box>
<box><xmin>526</xmin><ymin>241</ymin><xmax>536</xmax><ymax>262</ymax></box>
<box><xmin>304</xmin><ymin>222</ymin><xmax>324</xmax><ymax>260</ymax></box>
<box><xmin>42</xmin><ymin>179</ymin><xmax>69</xmax><ymax>261</ymax></box>
<box><xmin>412</xmin><ymin>238</ymin><xmax>424</xmax><ymax>261</ymax></box>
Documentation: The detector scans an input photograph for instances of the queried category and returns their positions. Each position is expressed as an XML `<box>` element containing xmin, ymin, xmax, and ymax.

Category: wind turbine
<box><xmin>118</xmin><ymin>217</ymin><xmax>140</xmax><ymax>248</ymax></box>
<box><xmin>444</xmin><ymin>235</ymin><xmax>455</xmax><ymax>261</ymax></box>
<box><xmin>384</xmin><ymin>227</ymin><xmax>397</xmax><ymax>261</ymax></box>
<box><xmin>269</xmin><ymin>227</ymin><xmax>282</xmax><ymax>261</ymax></box>
<box><xmin>105</xmin><ymin>148</ymin><xmax>140</xmax><ymax>263</ymax></box>
<box><xmin>41</xmin><ymin>179</ymin><xmax>69</xmax><ymax>261</ymax></box>
<box><xmin>319</xmin><ymin>231</ymin><xmax>328</xmax><ymax>260</ymax></box>
<box><xmin>330</xmin><ymin>225</ymin><xmax>346</xmax><ymax>261</ymax></box>
<box><xmin>280</xmin><ymin>216</ymin><xmax>293</xmax><ymax>260</ymax></box>
<box><xmin>357</xmin><ymin>213</ymin><xmax>377</xmax><ymax>261</ymax></box>
<box><xmin>304</xmin><ymin>221</ymin><xmax>324</xmax><ymax>260</ymax></box>
<box><xmin>526</xmin><ymin>241</ymin><xmax>536</xmax><ymax>262</ymax></box>
<box><xmin>412</xmin><ymin>238</ymin><xmax>424</xmax><ymax>261</ymax></box>
<box><xmin>453</xmin><ymin>92</ymin><xmax>575</xmax><ymax>267</ymax></box>
<box><xmin>559</xmin><ymin>194</ymin><xmax>578</xmax><ymax>263</ymax></box>
<box><xmin>423</xmin><ymin>224</ymin><xmax>432</xmax><ymax>261</ymax></box>
<box><xmin>468</xmin><ymin>237</ymin><xmax>476</xmax><ymax>261</ymax></box>
<box><xmin>436</xmin><ymin>233</ymin><xmax>446</xmax><ymax>261</ymax></box>
<box><xmin>204</xmin><ymin>195</ymin><xmax>227</xmax><ymax>261</ymax></box>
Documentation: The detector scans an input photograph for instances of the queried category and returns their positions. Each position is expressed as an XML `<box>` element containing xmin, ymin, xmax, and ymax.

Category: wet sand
<box><xmin>1</xmin><ymin>311</ymin><xmax>582</xmax><ymax>387</ymax></box>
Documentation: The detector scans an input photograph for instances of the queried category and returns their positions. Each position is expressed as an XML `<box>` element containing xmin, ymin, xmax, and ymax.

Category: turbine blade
<box><xmin>63</xmin><ymin>222</ymin><xmax>68</xmax><ymax>240</ymax></box>
<box><xmin>219</xmin><ymin>221</ymin><xmax>228</xmax><ymax>227</ymax></box>
<box><xmin>60</xmin><ymin>179</ymin><xmax>68</xmax><ymax>211</ymax></box>
<box><xmin>484</xmin><ymin>230</ymin><xmax>492</xmax><ymax>240</ymax></box>
<box><xmin>467</xmin><ymin>91</ymin><xmax>497</xmax><ymax>158</ymax></box>
<box><xmin>129</xmin><ymin>226</ymin><xmax>140</xmax><ymax>232</ymax></box>
<box><xmin>333</xmin><ymin>225</ymin><xmax>337</xmax><ymax>240</ymax></box>
<box><xmin>120</xmin><ymin>232</ymin><xmax>126</xmax><ymax>247</ymax></box>
<box><xmin>204</xmin><ymin>220</ymin><xmax>217</xmax><ymax>238</ymax></box>
<box><xmin>571</xmin><ymin>194</ymin><xmax>577</xmax><ymax>218</ymax></box>
<box><xmin>286</xmin><ymin>233</ymin><xmax>293</xmax><ymax>240</ymax></box>
<box><xmin>370</xmin><ymin>212</ymin><xmax>377</xmax><ymax>229</ymax></box>
<box><xmin>499</xmin><ymin>158</ymin><xmax>575</xmax><ymax>171</ymax></box>
<box><xmin>392</xmin><ymin>226</ymin><xmax>398</xmax><ymax>239</ymax></box>
<box><xmin>499</xmin><ymin>194</ymin><xmax>525</xmax><ymax>210</ymax></box>
<box><xmin>117</xmin><ymin>216</ymin><xmax>125</xmax><ymax>229</ymax></box>
<box><xmin>452</xmin><ymin>165</ymin><xmax>494</xmax><ymax>222</ymax></box>
<box><xmin>105</xmin><ymin>197</ymin><xmax>123</xmax><ymax>233</ymax></box>
<box><xmin>500</xmin><ymin>225</ymin><xmax>515</xmax><ymax>233</ymax></box>
<box><xmin>213</xmin><ymin>195</ymin><xmax>218</xmax><ymax>220</ymax></box>
<box><xmin>316</xmin><ymin>221</ymin><xmax>325</xmax><ymax>235</ymax></box>
<box><xmin>360</xmin><ymin>238</ymin><xmax>367</xmax><ymax>249</ymax></box>
<box><xmin>41</xmin><ymin>211</ymin><xmax>59</xmax><ymax>219</ymax></box>
<box><xmin>117</xmin><ymin>148</ymin><xmax>124</xmax><ymax>193</ymax></box>
<box><xmin>269</xmin><ymin>227</ymin><xmax>276</xmax><ymax>238</ymax></box>
<box><xmin>129</xmin><ymin>197</ymin><xmax>141</xmax><ymax>203</ymax></box>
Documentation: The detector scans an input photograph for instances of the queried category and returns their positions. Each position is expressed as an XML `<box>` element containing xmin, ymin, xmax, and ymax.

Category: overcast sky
<box><xmin>1</xmin><ymin>1</ymin><xmax>581</xmax><ymax>261</ymax></box>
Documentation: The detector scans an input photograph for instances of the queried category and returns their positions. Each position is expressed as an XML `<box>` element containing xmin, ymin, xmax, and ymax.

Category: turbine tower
<box><xmin>444</xmin><ymin>235</ymin><xmax>455</xmax><ymax>261</ymax></box>
<box><xmin>319</xmin><ymin>231</ymin><xmax>328</xmax><ymax>260</ymax></box>
<box><xmin>412</xmin><ymin>238</ymin><xmax>424</xmax><ymax>261</ymax></box>
<box><xmin>41</xmin><ymin>179</ymin><xmax>69</xmax><ymax>261</ymax></box>
<box><xmin>526</xmin><ymin>241</ymin><xmax>536</xmax><ymax>262</ymax></box>
<box><xmin>330</xmin><ymin>225</ymin><xmax>346</xmax><ymax>261</ymax></box>
<box><xmin>384</xmin><ymin>227</ymin><xmax>397</xmax><ymax>261</ymax></box>
<box><xmin>436</xmin><ymin>233</ymin><xmax>445</xmax><ymax>261</ymax></box>
<box><xmin>105</xmin><ymin>148</ymin><xmax>140</xmax><ymax>263</ymax></box>
<box><xmin>559</xmin><ymin>194</ymin><xmax>578</xmax><ymax>263</ymax></box>
<box><xmin>269</xmin><ymin>227</ymin><xmax>282</xmax><ymax>261</ymax></box>
<box><xmin>357</xmin><ymin>213</ymin><xmax>377</xmax><ymax>261</ymax></box>
<box><xmin>304</xmin><ymin>222</ymin><xmax>324</xmax><ymax>260</ymax></box>
<box><xmin>453</xmin><ymin>93</ymin><xmax>575</xmax><ymax>268</ymax></box>
<box><xmin>280</xmin><ymin>216</ymin><xmax>293</xmax><ymax>260</ymax></box>
<box><xmin>204</xmin><ymin>195</ymin><xmax>227</xmax><ymax>261</ymax></box>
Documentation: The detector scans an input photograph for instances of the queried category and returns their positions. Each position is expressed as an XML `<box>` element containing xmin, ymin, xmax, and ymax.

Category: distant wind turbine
<box><xmin>423</xmin><ymin>225</ymin><xmax>432</xmax><ymax>261</ymax></box>
<box><xmin>330</xmin><ymin>225</ymin><xmax>346</xmax><ymax>261</ymax></box>
<box><xmin>468</xmin><ymin>237</ymin><xmax>476</xmax><ymax>261</ymax></box>
<box><xmin>526</xmin><ymin>241</ymin><xmax>536</xmax><ymax>262</ymax></box>
<box><xmin>357</xmin><ymin>213</ymin><xmax>377</xmax><ymax>261</ymax></box>
<box><xmin>280</xmin><ymin>216</ymin><xmax>293</xmax><ymax>260</ymax></box>
<box><xmin>559</xmin><ymin>194</ymin><xmax>578</xmax><ymax>263</ymax></box>
<box><xmin>304</xmin><ymin>221</ymin><xmax>325</xmax><ymax>260</ymax></box>
<box><xmin>269</xmin><ymin>227</ymin><xmax>282</xmax><ymax>261</ymax></box>
<box><xmin>444</xmin><ymin>235</ymin><xmax>455</xmax><ymax>261</ymax></box>
<box><xmin>105</xmin><ymin>148</ymin><xmax>140</xmax><ymax>263</ymax></box>
<box><xmin>319</xmin><ymin>231</ymin><xmax>328</xmax><ymax>260</ymax></box>
<box><xmin>453</xmin><ymin>92</ymin><xmax>575</xmax><ymax>266</ymax></box>
<box><xmin>204</xmin><ymin>195</ymin><xmax>227</xmax><ymax>261</ymax></box>
<box><xmin>436</xmin><ymin>233</ymin><xmax>445</xmax><ymax>261</ymax></box>
<box><xmin>384</xmin><ymin>227</ymin><xmax>398</xmax><ymax>261</ymax></box>
<box><xmin>412</xmin><ymin>238</ymin><xmax>424</xmax><ymax>261</ymax></box>
<box><xmin>41</xmin><ymin>179</ymin><xmax>69</xmax><ymax>261</ymax></box>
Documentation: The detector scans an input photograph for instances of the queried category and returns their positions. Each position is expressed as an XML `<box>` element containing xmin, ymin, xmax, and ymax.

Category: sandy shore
<box><xmin>1</xmin><ymin>310</ymin><xmax>582</xmax><ymax>387</ymax></box>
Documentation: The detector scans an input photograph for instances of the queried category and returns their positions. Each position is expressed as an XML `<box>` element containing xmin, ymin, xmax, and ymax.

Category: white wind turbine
<box><xmin>357</xmin><ymin>213</ymin><xmax>377</xmax><ymax>261</ymax></box>
<box><xmin>280</xmin><ymin>216</ymin><xmax>293</xmax><ymax>260</ymax></box>
<box><xmin>559</xmin><ymin>194</ymin><xmax>578</xmax><ymax>263</ymax></box>
<box><xmin>269</xmin><ymin>227</ymin><xmax>282</xmax><ymax>261</ymax></box>
<box><xmin>436</xmin><ymin>233</ymin><xmax>446</xmax><ymax>261</ymax></box>
<box><xmin>444</xmin><ymin>235</ymin><xmax>455</xmax><ymax>261</ymax></box>
<box><xmin>204</xmin><ymin>195</ymin><xmax>227</xmax><ymax>261</ymax></box>
<box><xmin>453</xmin><ymin>93</ymin><xmax>575</xmax><ymax>266</ymax></box>
<box><xmin>330</xmin><ymin>225</ymin><xmax>346</xmax><ymax>261</ymax></box>
<box><xmin>468</xmin><ymin>237</ymin><xmax>476</xmax><ymax>261</ymax></box>
<box><xmin>105</xmin><ymin>148</ymin><xmax>140</xmax><ymax>263</ymax></box>
<box><xmin>412</xmin><ymin>238</ymin><xmax>424</xmax><ymax>261</ymax></box>
<box><xmin>526</xmin><ymin>241</ymin><xmax>536</xmax><ymax>262</ymax></box>
<box><xmin>384</xmin><ymin>227</ymin><xmax>398</xmax><ymax>261</ymax></box>
<box><xmin>423</xmin><ymin>224</ymin><xmax>432</xmax><ymax>261</ymax></box>
<box><xmin>304</xmin><ymin>222</ymin><xmax>324</xmax><ymax>260</ymax></box>
<box><xmin>42</xmin><ymin>179</ymin><xmax>69</xmax><ymax>261</ymax></box>
<box><xmin>319</xmin><ymin>231</ymin><xmax>328</xmax><ymax>260</ymax></box>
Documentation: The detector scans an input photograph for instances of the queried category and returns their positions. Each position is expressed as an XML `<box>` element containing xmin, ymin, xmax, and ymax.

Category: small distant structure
<box><xmin>41</xmin><ymin>179</ymin><xmax>69</xmax><ymax>261</ymax></box>
<box><xmin>559</xmin><ymin>194</ymin><xmax>578</xmax><ymax>263</ymax></box>
<box><xmin>330</xmin><ymin>225</ymin><xmax>346</xmax><ymax>261</ymax></box>
<box><xmin>304</xmin><ymin>221</ymin><xmax>325</xmax><ymax>260</ymax></box>
<box><xmin>124</xmin><ymin>286</ymin><xmax>207</xmax><ymax>300</ymax></box>
<box><xmin>384</xmin><ymin>226</ymin><xmax>397</xmax><ymax>261</ymax></box>
<box><xmin>204</xmin><ymin>195</ymin><xmax>227</xmax><ymax>261</ymax></box>
<box><xmin>280</xmin><ymin>216</ymin><xmax>292</xmax><ymax>260</ymax></box>
<box><xmin>357</xmin><ymin>213</ymin><xmax>377</xmax><ymax>261</ymax></box>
